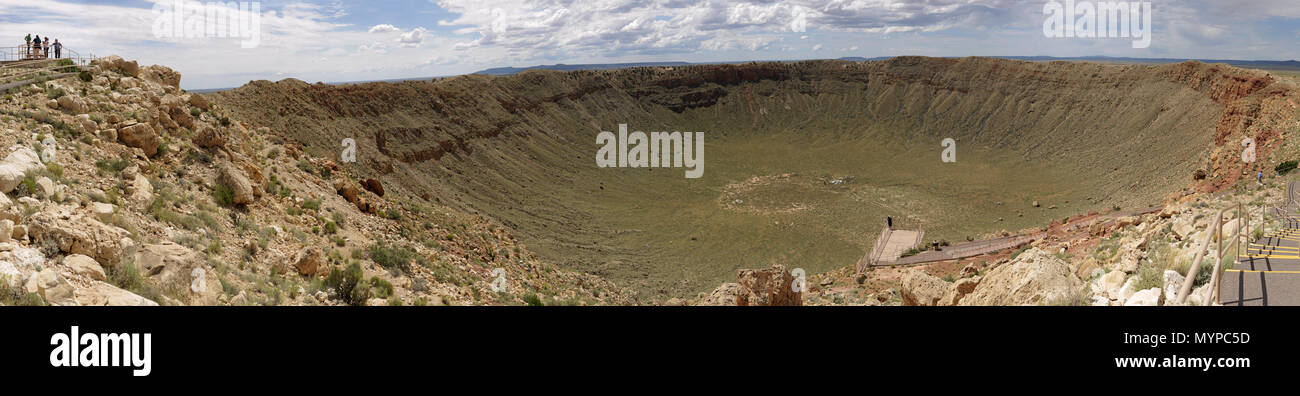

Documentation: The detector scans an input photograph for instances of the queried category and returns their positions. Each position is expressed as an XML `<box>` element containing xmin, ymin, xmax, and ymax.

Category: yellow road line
<box><xmin>1250</xmin><ymin>244</ymin><xmax>1300</xmax><ymax>249</ymax></box>
<box><xmin>1227</xmin><ymin>269</ymin><xmax>1300</xmax><ymax>274</ymax></box>
<box><xmin>1262</xmin><ymin>236</ymin><xmax>1300</xmax><ymax>241</ymax></box>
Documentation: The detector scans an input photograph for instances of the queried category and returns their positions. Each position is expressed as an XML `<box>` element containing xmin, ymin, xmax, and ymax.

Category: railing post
<box><xmin>1178</xmin><ymin>209</ymin><xmax>1223</xmax><ymax>304</ymax></box>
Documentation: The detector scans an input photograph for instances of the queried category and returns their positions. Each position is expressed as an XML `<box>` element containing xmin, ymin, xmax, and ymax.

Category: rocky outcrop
<box><xmin>64</xmin><ymin>254</ymin><xmax>106</xmax><ymax>281</ymax></box>
<box><xmin>27</xmin><ymin>213</ymin><xmax>131</xmax><ymax>267</ymax></box>
<box><xmin>74</xmin><ymin>283</ymin><xmax>158</xmax><ymax>306</ymax></box>
<box><xmin>943</xmin><ymin>276</ymin><xmax>981</xmax><ymax>305</ymax></box>
<box><xmin>293</xmin><ymin>247</ymin><xmax>326</xmax><ymax>276</ymax></box>
<box><xmin>189</xmin><ymin>94</ymin><xmax>211</xmax><ymax>110</ymax></box>
<box><xmin>693</xmin><ymin>265</ymin><xmax>803</xmax><ymax>306</ymax></box>
<box><xmin>1095</xmin><ymin>270</ymin><xmax>1127</xmax><ymax>300</ymax></box>
<box><xmin>0</xmin><ymin>146</ymin><xmax>43</xmax><ymax>193</ymax></box>
<box><xmin>96</xmin><ymin>55</ymin><xmax>139</xmax><ymax>77</ymax></box>
<box><xmin>139</xmin><ymin>65</ymin><xmax>182</xmax><ymax>89</ymax></box>
<box><xmin>696</xmin><ymin>283</ymin><xmax>743</xmax><ymax>306</ymax></box>
<box><xmin>335</xmin><ymin>180</ymin><xmax>373</xmax><ymax>214</ymax></box>
<box><xmin>193</xmin><ymin>126</ymin><xmax>226</xmax><ymax>148</ymax></box>
<box><xmin>56</xmin><ymin>95</ymin><xmax>88</xmax><ymax>114</ymax></box>
<box><xmin>959</xmin><ymin>248</ymin><xmax>1084</xmax><ymax>306</ymax></box>
<box><xmin>23</xmin><ymin>268</ymin><xmax>76</xmax><ymax>306</ymax></box>
<box><xmin>118</xmin><ymin>123</ymin><xmax>161</xmax><ymax>156</ymax></box>
<box><xmin>1124</xmin><ymin>288</ymin><xmax>1162</xmax><ymax>306</ymax></box>
<box><xmin>0</xmin><ymin>219</ymin><xmax>12</xmax><ymax>243</ymax></box>
<box><xmin>217</xmin><ymin>161</ymin><xmax>255</xmax><ymax>205</ymax></box>
<box><xmin>735</xmin><ymin>264</ymin><xmax>801</xmax><ymax>306</ymax></box>
<box><xmin>132</xmin><ymin>242</ymin><xmax>200</xmax><ymax>277</ymax></box>
<box><xmin>900</xmin><ymin>269</ymin><xmax>948</xmax><ymax>306</ymax></box>
<box><xmin>362</xmin><ymin>178</ymin><xmax>385</xmax><ymax>197</ymax></box>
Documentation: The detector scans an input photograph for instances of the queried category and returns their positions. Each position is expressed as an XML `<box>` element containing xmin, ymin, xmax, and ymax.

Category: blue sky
<box><xmin>3</xmin><ymin>0</ymin><xmax>1298</xmax><ymax>90</ymax></box>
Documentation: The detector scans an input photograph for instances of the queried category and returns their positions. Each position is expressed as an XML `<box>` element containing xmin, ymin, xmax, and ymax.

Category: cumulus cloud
<box><xmin>5</xmin><ymin>0</ymin><xmax>1300</xmax><ymax>89</ymax></box>
<box><xmin>369</xmin><ymin>24</ymin><xmax>401</xmax><ymax>33</ymax></box>
<box><xmin>397</xmin><ymin>27</ymin><xmax>429</xmax><ymax>48</ymax></box>
<box><xmin>435</xmin><ymin>0</ymin><xmax>1018</xmax><ymax>56</ymax></box>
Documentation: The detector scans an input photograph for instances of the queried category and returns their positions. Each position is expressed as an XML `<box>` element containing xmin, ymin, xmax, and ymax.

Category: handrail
<box><xmin>1185</xmin><ymin>184</ymin><xmax>1285</xmax><ymax>305</ymax></box>
<box><xmin>1</xmin><ymin>45</ymin><xmax>96</xmax><ymax>66</ymax></box>
<box><xmin>857</xmin><ymin>225</ymin><xmax>892</xmax><ymax>273</ymax></box>
<box><xmin>1176</xmin><ymin>209</ymin><xmax>1223</xmax><ymax>304</ymax></box>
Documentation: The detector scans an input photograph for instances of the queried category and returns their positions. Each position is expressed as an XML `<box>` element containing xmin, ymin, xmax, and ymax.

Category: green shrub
<box><xmin>370</xmin><ymin>276</ymin><xmax>394</xmax><ymax>298</ymax></box>
<box><xmin>368</xmin><ymin>241</ymin><xmax>416</xmax><ymax>272</ymax></box>
<box><xmin>0</xmin><ymin>276</ymin><xmax>45</xmax><ymax>306</ymax></box>
<box><xmin>213</xmin><ymin>184</ymin><xmax>235</xmax><ymax>207</ymax></box>
<box><xmin>1276</xmin><ymin>160</ymin><xmax>1298</xmax><ymax>176</ymax></box>
<box><xmin>324</xmin><ymin>262</ymin><xmax>367</xmax><ymax>306</ymax></box>
<box><xmin>522</xmin><ymin>293</ymin><xmax>544</xmax><ymax>306</ymax></box>
<box><xmin>107</xmin><ymin>260</ymin><xmax>151</xmax><ymax>298</ymax></box>
<box><xmin>1131</xmin><ymin>265</ymin><xmax>1164</xmax><ymax>291</ymax></box>
<box><xmin>296</xmin><ymin>159</ymin><xmax>315</xmax><ymax>174</ymax></box>
<box><xmin>44</xmin><ymin>163</ymin><xmax>63</xmax><ymax>179</ymax></box>
<box><xmin>77</xmin><ymin>71</ymin><xmax>93</xmax><ymax>82</ymax></box>
<box><xmin>95</xmin><ymin>155</ymin><xmax>132</xmax><ymax>175</ymax></box>
<box><xmin>324</xmin><ymin>221</ymin><xmax>338</xmax><ymax>234</ymax></box>
<box><xmin>302</xmin><ymin>197</ymin><xmax>321</xmax><ymax>211</ymax></box>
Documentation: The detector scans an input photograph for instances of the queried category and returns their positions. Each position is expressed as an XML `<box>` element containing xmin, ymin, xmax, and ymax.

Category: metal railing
<box><xmin>856</xmin><ymin>225</ymin><xmax>892</xmax><ymax>273</ymax></box>
<box><xmin>1177</xmin><ymin>199</ymin><xmax>1272</xmax><ymax>305</ymax></box>
<box><xmin>2</xmin><ymin>45</ymin><xmax>96</xmax><ymax>66</ymax></box>
<box><xmin>855</xmin><ymin>218</ymin><xmax>926</xmax><ymax>272</ymax></box>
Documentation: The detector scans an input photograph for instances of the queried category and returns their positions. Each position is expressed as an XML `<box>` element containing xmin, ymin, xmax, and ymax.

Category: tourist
<box><xmin>24</xmin><ymin>34</ymin><xmax>31</xmax><ymax>57</ymax></box>
<box><xmin>52</xmin><ymin>39</ymin><xmax>62</xmax><ymax>59</ymax></box>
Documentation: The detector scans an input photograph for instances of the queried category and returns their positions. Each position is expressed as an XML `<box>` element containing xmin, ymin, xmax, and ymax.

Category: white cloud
<box><xmin>396</xmin><ymin>27</ymin><xmax>429</xmax><ymax>48</ymax></box>
<box><xmin>369</xmin><ymin>24</ymin><xmax>401</xmax><ymax>33</ymax></box>
<box><xmin>435</xmin><ymin>0</ymin><xmax>1019</xmax><ymax>57</ymax></box>
<box><xmin>4</xmin><ymin>0</ymin><xmax>1300</xmax><ymax>89</ymax></box>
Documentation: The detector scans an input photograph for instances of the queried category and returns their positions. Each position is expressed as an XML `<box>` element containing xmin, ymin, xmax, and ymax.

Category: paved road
<box><xmin>1221</xmin><ymin>182</ymin><xmax>1300</xmax><ymax>306</ymax></box>
<box><xmin>876</xmin><ymin>206</ymin><xmax>1161</xmax><ymax>267</ymax></box>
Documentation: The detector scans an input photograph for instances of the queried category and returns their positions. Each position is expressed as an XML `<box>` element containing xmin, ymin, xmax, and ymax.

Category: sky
<box><xmin>2</xmin><ymin>0</ymin><xmax>1298</xmax><ymax>90</ymax></box>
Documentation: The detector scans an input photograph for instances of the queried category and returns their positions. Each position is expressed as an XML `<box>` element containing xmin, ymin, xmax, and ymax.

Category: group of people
<box><xmin>22</xmin><ymin>34</ymin><xmax>63</xmax><ymax>60</ymax></box>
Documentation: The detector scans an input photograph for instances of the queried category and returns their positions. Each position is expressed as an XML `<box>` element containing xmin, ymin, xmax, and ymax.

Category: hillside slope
<box><xmin>209</xmin><ymin>57</ymin><xmax>1299</xmax><ymax>301</ymax></box>
<box><xmin>0</xmin><ymin>56</ymin><xmax>633</xmax><ymax>306</ymax></box>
